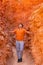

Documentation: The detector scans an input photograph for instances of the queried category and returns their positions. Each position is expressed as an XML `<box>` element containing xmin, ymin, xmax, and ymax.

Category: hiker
<box><xmin>11</xmin><ymin>23</ymin><xmax>31</xmax><ymax>62</ymax></box>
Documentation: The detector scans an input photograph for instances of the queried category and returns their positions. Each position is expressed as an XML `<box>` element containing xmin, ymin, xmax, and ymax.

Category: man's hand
<box><xmin>9</xmin><ymin>31</ymin><xmax>14</xmax><ymax>34</ymax></box>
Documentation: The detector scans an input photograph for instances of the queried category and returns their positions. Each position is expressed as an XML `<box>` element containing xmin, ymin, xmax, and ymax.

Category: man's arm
<box><xmin>24</xmin><ymin>29</ymin><xmax>32</xmax><ymax>34</ymax></box>
<box><xmin>10</xmin><ymin>29</ymin><xmax>16</xmax><ymax>33</ymax></box>
<box><xmin>25</xmin><ymin>30</ymin><xmax>30</xmax><ymax>34</ymax></box>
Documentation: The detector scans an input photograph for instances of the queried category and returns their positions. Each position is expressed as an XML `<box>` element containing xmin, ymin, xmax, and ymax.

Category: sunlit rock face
<box><xmin>2</xmin><ymin>0</ymin><xmax>43</xmax><ymax>24</ymax></box>
<box><xmin>0</xmin><ymin>0</ymin><xmax>43</xmax><ymax>65</ymax></box>
<box><xmin>29</xmin><ymin>4</ymin><xmax>43</xmax><ymax>65</ymax></box>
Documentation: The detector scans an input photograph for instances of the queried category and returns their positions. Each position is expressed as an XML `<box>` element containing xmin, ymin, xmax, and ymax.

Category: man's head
<box><xmin>18</xmin><ymin>23</ymin><xmax>23</xmax><ymax>28</ymax></box>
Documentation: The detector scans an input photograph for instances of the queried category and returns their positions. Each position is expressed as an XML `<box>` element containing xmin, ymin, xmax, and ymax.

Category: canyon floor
<box><xmin>7</xmin><ymin>47</ymin><xmax>35</xmax><ymax>65</ymax></box>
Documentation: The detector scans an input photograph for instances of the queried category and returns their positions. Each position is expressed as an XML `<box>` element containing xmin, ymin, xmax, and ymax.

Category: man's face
<box><xmin>19</xmin><ymin>24</ymin><xmax>23</xmax><ymax>28</ymax></box>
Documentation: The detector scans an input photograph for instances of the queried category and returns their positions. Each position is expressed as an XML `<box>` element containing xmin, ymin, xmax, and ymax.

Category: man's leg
<box><xmin>16</xmin><ymin>41</ymin><xmax>20</xmax><ymax>59</ymax></box>
<box><xmin>19</xmin><ymin>41</ymin><xmax>24</xmax><ymax>60</ymax></box>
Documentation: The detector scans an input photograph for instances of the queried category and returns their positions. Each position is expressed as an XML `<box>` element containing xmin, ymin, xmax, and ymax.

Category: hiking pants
<box><xmin>16</xmin><ymin>40</ymin><xmax>24</xmax><ymax>59</ymax></box>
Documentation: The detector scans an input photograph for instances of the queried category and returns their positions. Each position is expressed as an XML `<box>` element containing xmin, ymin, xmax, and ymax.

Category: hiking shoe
<box><xmin>20</xmin><ymin>58</ymin><xmax>22</xmax><ymax>62</ymax></box>
<box><xmin>18</xmin><ymin>58</ymin><xmax>22</xmax><ymax>62</ymax></box>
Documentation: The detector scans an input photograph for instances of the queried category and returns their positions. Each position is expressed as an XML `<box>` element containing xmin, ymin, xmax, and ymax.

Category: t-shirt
<box><xmin>13</xmin><ymin>28</ymin><xmax>26</xmax><ymax>41</ymax></box>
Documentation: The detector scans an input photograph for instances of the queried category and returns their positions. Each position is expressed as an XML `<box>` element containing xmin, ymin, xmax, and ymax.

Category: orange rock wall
<box><xmin>0</xmin><ymin>0</ymin><xmax>43</xmax><ymax>65</ymax></box>
<box><xmin>29</xmin><ymin>5</ymin><xmax>43</xmax><ymax>65</ymax></box>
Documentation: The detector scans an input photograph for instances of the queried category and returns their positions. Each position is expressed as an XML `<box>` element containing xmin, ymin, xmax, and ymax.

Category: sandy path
<box><xmin>7</xmin><ymin>47</ymin><xmax>35</xmax><ymax>65</ymax></box>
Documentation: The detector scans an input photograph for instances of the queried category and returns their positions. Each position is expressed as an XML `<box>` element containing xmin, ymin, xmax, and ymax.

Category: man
<box><xmin>11</xmin><ymin>23</ymin><xmax>31</xmax><ymax>63</ymax></box>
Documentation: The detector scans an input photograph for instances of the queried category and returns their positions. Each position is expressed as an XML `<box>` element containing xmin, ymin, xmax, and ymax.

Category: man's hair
<box><xmin>19</xmin><ymin>23</ymin><xmax>24</xmax><ymax>27</ymax></box>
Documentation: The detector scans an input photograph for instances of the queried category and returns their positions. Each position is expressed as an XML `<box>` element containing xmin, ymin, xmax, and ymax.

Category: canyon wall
<box><xmin>0</xmin><ymin>0</ymin><xmax>43</xmax><ymax>65</ymax></box>
<box><xmin>29</xmin><ymin>4</ymin><xmax>43</xmax><ymax>65</ymax></box>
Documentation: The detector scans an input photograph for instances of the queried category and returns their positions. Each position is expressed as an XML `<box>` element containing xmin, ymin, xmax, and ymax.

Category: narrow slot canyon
<box><xmin>0</xmin><ymin>0</ymin><xmax>43</xmax><ymax>65</ymax></box>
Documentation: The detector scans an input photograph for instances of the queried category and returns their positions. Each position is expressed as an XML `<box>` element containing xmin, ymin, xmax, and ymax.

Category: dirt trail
<box><xmin>7</xmin><ymin>47</ymin><xmax>35</xmax><ymax>65</ymax></box>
